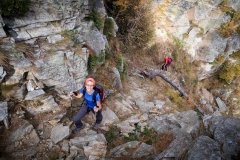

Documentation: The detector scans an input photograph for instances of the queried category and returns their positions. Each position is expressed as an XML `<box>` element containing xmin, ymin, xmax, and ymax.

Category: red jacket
<box><xmin>164</xmin><ymin>57</ymin><xmax>173</xmax><ymax>64</ymax></box>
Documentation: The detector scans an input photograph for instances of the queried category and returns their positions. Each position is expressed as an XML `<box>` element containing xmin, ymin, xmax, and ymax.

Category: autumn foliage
<box><xmin>105</xmin><ymin>0</ymin><xmax>154</xmax><ymax>50</ymax></box>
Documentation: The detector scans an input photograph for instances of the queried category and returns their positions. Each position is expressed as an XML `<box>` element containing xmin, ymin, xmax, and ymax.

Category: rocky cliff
<box><xmin>152</xmin><ymin>0</ymin><xmax>240</xmax><ymax>80</ymax></box>
<box><xmin>0</xmin><ymin>0</ymin><xmax>240</xmax><ymax>160</ymax></box>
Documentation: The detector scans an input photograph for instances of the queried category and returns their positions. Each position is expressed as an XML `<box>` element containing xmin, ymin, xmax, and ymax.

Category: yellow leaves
<box><xmin>112</xmin><ymin>0</ymin><xmax>147</xmax><ymax>10</ymax></box>
<box><xmin>113</xmin><ymin>0</ymin><xmax>128</xmax><ymax>9</ymax></box>
<box><xmin>218</xmin><ymin>3</ymin><xmax>240</xmax><ymax>38</ymax></box>
<box><xmin>218</xmin><ymin>51</ymin><xmax>240</xmax><ymax>84</ymax></box>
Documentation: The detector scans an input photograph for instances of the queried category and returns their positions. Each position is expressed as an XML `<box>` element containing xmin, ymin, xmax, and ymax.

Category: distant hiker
<box><xmin>161</xmin><ymin>56</ymin><xmax>173</xmax><ymax>71</ymax></box>
<box><xmin>70</xmin><ymin>77</ymin><xmax>103</xmax><ymax>133</ymax></box>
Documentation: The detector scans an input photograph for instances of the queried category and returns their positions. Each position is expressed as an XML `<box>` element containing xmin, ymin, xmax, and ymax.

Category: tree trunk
<box><xmin>140</xmin><ymin>69</ymin><xmax>188</xmax><ymax>97</ymax></box>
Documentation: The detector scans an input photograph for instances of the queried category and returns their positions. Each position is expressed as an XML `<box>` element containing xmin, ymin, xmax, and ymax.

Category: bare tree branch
<box><xmin>140</xmin><ymin>68</ymin><xmax>188</xmax><ymax>97</ymax></box>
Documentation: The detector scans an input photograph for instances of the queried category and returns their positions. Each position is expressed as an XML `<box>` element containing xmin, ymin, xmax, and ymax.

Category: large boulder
<box><xmin>187</xmin><ymin>136</ymin><xmax>222</xmax><ymax>160</ymax></box>
<box><xmin>204</xmin><ymin>116</ymin><xmax>240</xmax><ymax>159</ymax></box>
<box><xmin>155</xmin><ymin>132</ymin><xmax>193</xmax><ymax>159</ymax></box>
<box><xmin>148</xmin><ymin>110</ymin><xmax>200</xmax><ymax>135</ymax></box>
<box><xmin>50</xmin><ymin>124</ymin><xmax>70</xmax><ymax>144</ymax></box>
<box><xmin>75</xmin><ymin>21</ymin><xmax>108</xmax><ymax>56</ymax></box>
<box><xmin>4</xmin><ymin>119</ymin><xmax>40</xmax><ymax>159</ymax></box>
<box><xmin>24</xmin><ymin>96</ymin><xmax>60</xmax><ymax>115</ymax></box>
<box><xmin>70</xmin><ymin>133</ymin><xmax>107</xmax><ymax>159</ymax></box>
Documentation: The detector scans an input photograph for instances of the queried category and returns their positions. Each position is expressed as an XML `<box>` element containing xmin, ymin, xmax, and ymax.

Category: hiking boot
<box><xmin>92</xmin><ymin>123</ymin><xmax>100</xmax><ymax>130</ymax></box>
<box><xmin>72</xmin><ymin>125</ymin><xmax>85</xmax><ymax>134</ymax></box>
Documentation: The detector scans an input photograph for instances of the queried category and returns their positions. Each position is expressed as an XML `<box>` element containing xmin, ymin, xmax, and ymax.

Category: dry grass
<box><xmin>124</xmin><ymin>40</ymin><xmax>199</xmax><ymax>110</ymax></box>
<box><xmin>0</xmin><ymin>49</ymin><xmax>9</xmax><ymax>68</ymax></box>
<box><xmin>15</xmin><ymin>42</ymin><xmax>35</xmax><ymax>60</ymax></box>
<box><xmin>106</xmin><ymin>0</ymin><xmax>154</xmax><ymax>51</ymax></box>
<box><xmin>218</xmin><ymin>1</ymin><xmax>240</xmax><ymax>38</ymax></box>
<box><xmin>154</xmin><ymin>132</ymin><xmax>174</xmax><ymax>154</ymax></box>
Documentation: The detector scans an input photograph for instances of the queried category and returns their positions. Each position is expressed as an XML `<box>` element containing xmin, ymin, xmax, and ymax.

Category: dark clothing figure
<box><xmin>161</xmin><ymin>56</ymin><xmax>173</xmax><ymax>71</ymax></box>
<box><xmin>73</xmin><ymin>102</ymin><xmax>103</xmax><ymax>129</ymax></box>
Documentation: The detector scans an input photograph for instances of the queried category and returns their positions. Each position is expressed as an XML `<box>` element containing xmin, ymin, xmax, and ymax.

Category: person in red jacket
<box><xmin>161</xmin><ymin>56</ymin><xmax>173</xmax><ymax>71</ymax></box>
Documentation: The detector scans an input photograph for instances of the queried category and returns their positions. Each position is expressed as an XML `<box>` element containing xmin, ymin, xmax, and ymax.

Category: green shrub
<box><xmin>87</xmin><ymin>50</ymin><xmax>105</xmax><ymax>72</ymax></box>
<box><xmin>172</xmin><ymin>36</ymin><xmax>184</xmax><ymax>49</ymax></box>
<box><xmin>103</xmin><ymin>17</ymin><xmax>116</xmax><ymax>38</ymax></box>
<box><xmin>124</xmin><ymin>124</ymin><xmax>158</xmax><ymax>145</ymax></box>
<box><xmin>105</xmin><ymin>46</ymin><xmax>113</xmax><ymax>59</ymax></box>
<box><xmin>85</xmin><ymin>10</ymin><xmax>105</xmax><ymax>31</ymax></box>
<box><xmin>116</xmin><ymin>54</ymin><xmax>128</xmax><ymax>80</ymax></box>
<box><xmin>104</xmin><ymin>125</ymin><xmax>121</xmax><ymax>148</ymax></box>
<box><xmin>0</xmin><ymin>0</ymin><xmax>31</xmax><ymax>17</ymax></box>
<box><xmin>61</xmin><ymin>30</ymin><xmax>76</xmax><ymax>42</ymax></box>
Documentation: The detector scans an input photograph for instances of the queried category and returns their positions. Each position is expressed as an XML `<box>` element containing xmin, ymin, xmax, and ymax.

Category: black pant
<box><xmin>161</xmin><ymin>63</ymin><xmax>170</xmax><ymax>71</ymax></box>
<box><xmin>73</xmin><ymin>103</ymin><xmax>103</xmax><ymax>128</ymax></box>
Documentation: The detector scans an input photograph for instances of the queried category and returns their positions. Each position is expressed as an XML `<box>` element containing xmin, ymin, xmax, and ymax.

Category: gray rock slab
<box><xmin>0</xmin><ymin>102</ymin><xmax>9</xmax><ymax>128</ymax></box>
<box><xmin>0</xmin><ymin>102</ymin><xmax>8</xmax><ymax>121</ymax></box>
<box><xmin>136</xmin><ymin>100</ymin><xmax>155</xmax><ymax>113</ymax></box>
<box><xmin>101</xmin><ymin>107</ymin><xmax>119</xmax><ymax>127</ymax></box>
<box><xmin>50</xmin><ymin>124</ymin><xmax>70</xmax><ymax>144</ymax></box>
<box><xmin>8</xmin><ymin>119</ymin><xmax>39</xmax><ymax>144</ymax></box>
<box><xmin>110</xmin><ymin>141</ymin><xmax>140</xmax><ymax>157</ymax></box>
<box><xmin>215</xmin><ymin>97</ymin><xmax>227</xmax><ymax>112</ymax></box>
<box><xmin>116</xmin><ymin>113</ymin><xmax>148</xmax><ymax>135</ymax></box>
<box><xmin>0</xmin><ymin>66</ymin><xmax>6</xmax><ymax>82</ymax></box>
<box><xmin>0</xmin><ymin>15</ymin><xmax>6</xmax><ymax>38</ymax></box>
<box><xmin>83</xmin><ymin>140</ymin><xmax>107</xmax><ymax>159</ymax></box>
<box><xmin>113</xmin><ymin>100</ymin><xmax>133</xmax><ymax>119</ymax></box>
<box><xmin>110</xmin><ymin>141</ymin><xmax>153</xmax><ymax>158</ymax></box>
<box><xmin>228</xmin><ymin>0</ymin><xmax>240</xmax><ymax>11</ymax></box>
<box><xmin>76</xmin><ymin>27</ymin><xmax>108</xmax><ymax>56</ymax></box>
<box><xmin>61</xmin><ymin>140</ymin><xmax>69</xmax><ymax>153</ymax></box>
<box><xmin>24</xmin><ymin>89</ymin><xmax>45</xmax><ymax>100</ymax></box>
<box><xmin>26</xmin><ymin>95</ymin><xmax>59</xmax><ymax>115</ymax></box>
<box><xmin>149</xmin><ymin>110</ymin><xmax>199</xmax><ymax>135</ymax></box>
<box><xmin>133</xmin><ymin>142</ymin><xmax>154</xmax><ymax>158</ymax></box>
<box><xmin>204</xmin><ymin>116</ymin><xmax>240</xmax><ymax>159</ymax></box>
<box><xmin>187</xmin><ymin>136</ymin><xmax>221</xmax><ymax>160</ymax></box>
<box><xmin>70</xmin><ymin>134</ymin><xmax>106</xmax><ymax>149</ymax></box>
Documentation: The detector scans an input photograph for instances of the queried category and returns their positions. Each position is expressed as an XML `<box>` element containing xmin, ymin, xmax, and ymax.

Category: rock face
<box><xmin>25</xmin><ymin>95</ymin><xmax>60</xmax><ymax>115</ymax></box>
<box><xmin>0</xmin><ymin>102</ymin><xmax>9</xmax><ymax>128</ymax></box>
<box><xmin>70</xmin><ymin>133</ymin><xmax>107</xmax><ymax>159</ymax></box>
<box><xmin>50</xmin><ymin>124</ymin><xmax>70</xmax><ymax>144</ymax></box>
<box><xmin>4</xmin><ymin>119</ymin><xmax>40</xmax><ymax>159</ymax></box>
<box><xmin>0</xmin><ymin>66</ymin><xmax>6</xmax><ymax>82</ymax></box>
<box><xmin>1</xmin><ymin>1</ymin><xmax>240</xmax><ymax>160</ymax></box>
<box><xmin>187</xmin><ymin>136</ymin><xmax>222</xmax><ymax>160</ymax></box>
<box><xmin>203</xmin><ymin>116</ymin><xmax>240</xmax><ymax>159</ymax></box>
<box><xmin>152</xmin><ymin>0</ymin><xmax>240</xmax><ymax>80</ymax></box>
<box><xmin>0</xmin><ymin>15</ymin><xmax>6</xmax><ymax>38</ymax></box>
<box><xmin>110</xmin><ymin>141</ymin><xmax>154</xmax><ymax>158</ymax></box>
<box><xmin>0</xmin><ymin>0</ymin><xmax>110</xmax><ymax>94</ymax></box>
<box><xmin>148</xmin><ymin>110</ymin><xmax>200</xmax><ymax>135</ymax></box>
<box><xmin>2</xmin><ymin>0</ymin><xmax>89</xmax><ymax>41</ymax></box>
